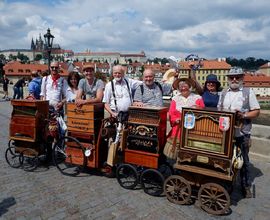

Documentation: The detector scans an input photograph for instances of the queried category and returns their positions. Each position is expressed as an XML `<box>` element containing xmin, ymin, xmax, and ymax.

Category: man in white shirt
<box><xmin>218</xmin><ymin>67</ymin><xmax>260</xmax><ymax>198</ymax></box>
<box><xmin>102</xmin><ymin>65</ymin><xmax>141</xmax><ymax>172</ymax></box>
<box><xmin>103</xmin><ymin>65</ymin><xmax>141</xmax><ymax>119</ymax></box>
<box><xmin>40</xmin><ymin>61</ymin><xmax>68</xmax><ymax>111</ymax></box>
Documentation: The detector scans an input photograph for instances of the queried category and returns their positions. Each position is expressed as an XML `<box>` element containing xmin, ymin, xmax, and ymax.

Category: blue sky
<box><xmin>0</xmin><ymin>0</ymin><xmax>269</xmax><ymax>59</ymax></box>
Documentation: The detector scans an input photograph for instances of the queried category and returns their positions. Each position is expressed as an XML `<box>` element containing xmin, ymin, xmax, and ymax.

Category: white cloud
<box><xmin>0</xmin><ymin>0</ymin><xmax>269</xmax><ymax>59</ymax></box>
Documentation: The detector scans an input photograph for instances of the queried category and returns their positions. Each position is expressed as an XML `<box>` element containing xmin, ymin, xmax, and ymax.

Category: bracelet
<box><xmin>243</xmin><ymin>112</ymin><xmax>248</xmax><ymax>119</ymax></box>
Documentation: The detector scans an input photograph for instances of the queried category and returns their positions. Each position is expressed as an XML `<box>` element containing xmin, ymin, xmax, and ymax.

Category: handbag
<box><xmin>232</xmin><ymin>146</ymin><xmax>244</xmax><ymax>169</ymax></box>
<box><xmin>163</xmin><ymin>123</ymin><xmax>181</xmax><ymax>160</ymax></box>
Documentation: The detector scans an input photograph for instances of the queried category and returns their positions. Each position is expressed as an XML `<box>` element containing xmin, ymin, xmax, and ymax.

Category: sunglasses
<box><xmin>228</xmin><ymin>75</ymin><xmax>242</xmax><ymax>80</ymax></box>
<box><xmin>51</xmin><ymin>66</ymin><xmax>59</xmax><ymax>70</ymax></box>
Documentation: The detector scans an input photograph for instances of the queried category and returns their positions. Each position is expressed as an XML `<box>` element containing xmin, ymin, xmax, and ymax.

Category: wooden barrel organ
<box><xmin>9</xmin><ymin>100</ymin><xmax>49</xmax><ymax>155</ymax></box>
<box><xmin>66</xmin><ymin>103</ymin><xmax>104</xmax><ymax>168</ymax></box>
<box><xmin>124</xmin><ymin>106</ymin><xmax>167</xmax><ymax>169</ymax></box>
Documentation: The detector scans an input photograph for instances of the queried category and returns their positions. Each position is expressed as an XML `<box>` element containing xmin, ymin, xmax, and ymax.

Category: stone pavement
<box><xmin>1</xmin><ymin>101</ymin><xmax>270</xmax><ymax>220</ymax></box>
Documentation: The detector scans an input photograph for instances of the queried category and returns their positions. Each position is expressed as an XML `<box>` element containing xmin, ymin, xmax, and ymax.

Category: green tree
<box><xmin>34</xmin><ymin>54</ymin><xmax>42</xmax><ymax>61</ymax></box>
<box><xmin>17</xmin><ymin>52</ymin><xmax>29</xmax><ymax>63</ymax></box>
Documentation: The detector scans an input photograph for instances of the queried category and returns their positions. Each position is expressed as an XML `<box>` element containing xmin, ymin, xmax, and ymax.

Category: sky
<box><xmin>0</xmin><ymin>0</ymin><xmax>270</xmax><ymax>60</ymax></box>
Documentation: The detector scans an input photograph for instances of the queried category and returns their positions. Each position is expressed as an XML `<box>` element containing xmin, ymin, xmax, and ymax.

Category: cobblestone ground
<box><xmin>1</xmin><ymin>101</ymin><xmax>270</xmax><ymax>220</ymax></box>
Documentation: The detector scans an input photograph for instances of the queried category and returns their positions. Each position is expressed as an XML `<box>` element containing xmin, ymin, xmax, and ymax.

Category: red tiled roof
<box><xmin>179</xmin><ymin>60</ymin><xmax>231</xmax><ymax>70</ymax></box>
<box><xmin>244</xmin><ymin>73</ymin><xmax>270</xmax><ymax>87</ymax></box>
<box><xmin>260</xmin><ymin>62</ymin><xmax>270</xmax><ymax>69</ymax></box>
<box><xmin>3</xmin><ymin>61</ymin><xmax>69</xmax><ymax>77</ymax></box>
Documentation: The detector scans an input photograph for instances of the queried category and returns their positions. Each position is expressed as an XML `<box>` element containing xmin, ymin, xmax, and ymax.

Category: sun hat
<box><xmin>205</xmin><ymin>74</ymin><xmax>221</xmax><ymax>87</ymax></box>
<box><xmin>226</xmin><ymin>67</ymin><xmax>244</xmax><ymax>76</ymax></box>
<box><xmin>172</xmin><ymin>78</ymin><xmax>195</xmax><ymax>90</ymax></box>
<box><xmin>82</xmin><ymin>64</ymin><xmax>94</xmax><ymax>71</ymax></box>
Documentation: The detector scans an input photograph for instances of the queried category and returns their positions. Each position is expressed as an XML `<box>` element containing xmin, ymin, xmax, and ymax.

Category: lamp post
<box><xmin>44</xmin><ymin>28</ymin><xmax>54</xmax><ymax>75</ymax></box>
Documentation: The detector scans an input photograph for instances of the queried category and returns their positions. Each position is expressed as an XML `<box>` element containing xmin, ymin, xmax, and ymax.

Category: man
<box><xmin>13</xmin><ymin>77</ymin><xmax>25</xmax><ymax>99</ymax></box>
<box><xmin>2</xmin><ymin>74</ymin><xmax>9</xmax><ymax>99</ymax></box>
<box><xmin>218</xmin><ymin>67</ymin><xmax>260</xmax><ymax>198</ymax></box>
<box><xmin>75</xmin><ymin>65</ymin><xmax>104</xmax><ymax>106</ymax></box>
<box><xmin>133</xmin><ymin>68</ymin><xmax>174</xmax><ymax>107</ymax></box>
<box><xmin>40</xmin><ymin>61</ymin><xmax>68</xmax><ymax>112</ymax></box>
<box><xmin>40</xmin><ymin>61</ymin><xmax>68</xmax><ymax>163</ymax></box>
<box><xmin>103</xmin><ymin>65</ymin><xmax>141</xmax><ymax>118</ymax></box>
<box><xmin>102</xmin><ymin>65</ymin><xmax>141</xmax><ymax>170</ymax></box>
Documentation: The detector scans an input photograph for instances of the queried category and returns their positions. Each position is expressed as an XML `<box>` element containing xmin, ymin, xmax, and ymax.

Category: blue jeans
<box><xmin>235</xmin><ymin>134</ymin><xmax>251</xmax><ymax>188</ymax></box>
<box><xmin>13</xmin><ymin>87</ymin><xmax>20</xmax><ymax>99</ymax></box>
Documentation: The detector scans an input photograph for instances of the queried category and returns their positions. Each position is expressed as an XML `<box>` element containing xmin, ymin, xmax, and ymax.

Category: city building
<box><xmin>3</xmin><ymin>61</ymin><xmax>68</xmax><ymax>83</ymax></box>
<box><xmin>259</xmin><ymin>62</ymin><xmax>270</xmax><ymax>77</ymax></box>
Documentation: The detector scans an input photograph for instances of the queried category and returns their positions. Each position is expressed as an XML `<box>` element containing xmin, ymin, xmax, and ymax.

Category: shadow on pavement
<box><xmin>231</xmin><ymin>163</ymin><xmax>263</xmax><ymax>205</ymax></box>
<box><xmin>0</xmin><ymin>197</ymin><xmax>16</xmax><ymax>217</ymax></box>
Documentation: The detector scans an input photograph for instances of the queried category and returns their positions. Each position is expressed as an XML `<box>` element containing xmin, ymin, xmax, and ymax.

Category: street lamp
<box><xmin>44</xmin><ymin>28</ymin><xmax>54</xmax><ymax>74</ymax></box>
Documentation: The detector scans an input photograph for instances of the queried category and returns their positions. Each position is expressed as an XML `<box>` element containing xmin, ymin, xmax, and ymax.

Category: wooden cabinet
<box><xmin>124</xmin><ymin>106</ymin><xmax>168</xmax><ymax>169</ymax></box>
<box><xmin>9</xmin><ymin>100</ymin><xmax>49</xmax><ymax>142</ymax></box>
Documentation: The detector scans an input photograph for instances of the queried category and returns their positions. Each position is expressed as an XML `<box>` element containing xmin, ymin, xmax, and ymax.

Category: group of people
<box><xmin>2</xmin><ymin>61</ymin><xmax>260</xmax><ymax>199</ymax></box>
<box><xmin>101</xmin><ymin>65</ymin><xmax>260</xmax><ymax>199</ymax></box>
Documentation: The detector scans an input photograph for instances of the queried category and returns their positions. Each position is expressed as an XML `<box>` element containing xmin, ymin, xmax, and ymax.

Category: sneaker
<box><xmin>244</xmin><ymin>187</ymin><xmax>252</xmax><ymax>198</ymax></box>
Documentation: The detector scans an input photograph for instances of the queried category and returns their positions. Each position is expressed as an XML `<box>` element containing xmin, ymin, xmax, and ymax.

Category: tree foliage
<box><xmin>226</xmin><ymin>57</ymin><xmax>269</xmax><ymax>70</ymax></box>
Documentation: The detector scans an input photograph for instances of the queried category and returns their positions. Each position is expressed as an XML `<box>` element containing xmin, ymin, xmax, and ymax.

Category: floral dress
<box><xmin>168</xmin><ymin>93</ymin><xmax>205</xmax><ymax>138</ymax></box>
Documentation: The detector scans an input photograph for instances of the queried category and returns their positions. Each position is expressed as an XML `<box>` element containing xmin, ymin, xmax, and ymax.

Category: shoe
<box><xmin>244</xmin><ymin>187</ymin><xmax>252</xmax><ymax>198</ymax></box>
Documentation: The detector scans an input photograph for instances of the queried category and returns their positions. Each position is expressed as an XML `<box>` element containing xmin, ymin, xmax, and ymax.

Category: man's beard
<box><xmin>115</xmin><ymin>77</ymin><xmax>122</xmax><ymax>82</ymax></box>
<box><xmin>229</xmin><ymin>80</ymin><xmax>243</xmax><ymax>90</ymax></box>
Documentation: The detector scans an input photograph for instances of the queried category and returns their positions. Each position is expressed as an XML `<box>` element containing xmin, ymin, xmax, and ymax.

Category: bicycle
<box><xmin>50</xmin><ymin>109</ymin><xmax>89</xmax><ymax>176</ymax></box>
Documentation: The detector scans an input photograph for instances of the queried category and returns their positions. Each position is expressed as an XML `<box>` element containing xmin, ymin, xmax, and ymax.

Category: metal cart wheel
<box><xmin>116</xmin><ymin>164</ymin><xmax>139</xmax><ymax>189</ymax></box>
<box><xmin>52</xmin><ymin>136</ymin><xmax>86</xmax><ymax>176</ymax></box>
<box><xmin>20</xmin><ymin>148</ymin><xmax>39</xmax><ymax>172</ymax></box>
<box><xmin>5</xmin><ymin>140</ymin><xmax>22</xmax><ymax>168</ymax></box>
<box><xmin>198</xmin><ymin>182</ymin><xmax>230</xmax><ymax>215</ymax></box>
<box><xmin>141</xmin><ymin>169</ymin><xmax>165</xmax><ymax>196</ymax></box>
<box><xmin>164</xmin><ymin>175</ymin><xmax>192</xmax><ymax>205</ymax></box>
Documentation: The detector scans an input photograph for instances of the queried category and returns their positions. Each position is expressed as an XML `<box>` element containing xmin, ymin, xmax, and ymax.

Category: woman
<box><xmin>75</xmin><ymin>65</ymin><xmax>104</xmax><ymax>106</ymax></box>
<box><xmin>66</xmin><ymin>71</ymin><xmax>81</xmax><ymax>103</ymax></box>
<box><xmin>193</xmin><ymin>74</ymin><xmax>221</xmax><ymax>107</ymax></box>
<box><xmin>164</xmin><ymin>78</ymin><xmax>205</xmax><ymax>160</ymax></box>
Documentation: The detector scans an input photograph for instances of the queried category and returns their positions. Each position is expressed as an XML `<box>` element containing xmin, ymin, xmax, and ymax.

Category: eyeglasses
<box><xmin>51</xmin><ymin>66</ymin><xmax>59</xmax><ymax>70</ymax></box>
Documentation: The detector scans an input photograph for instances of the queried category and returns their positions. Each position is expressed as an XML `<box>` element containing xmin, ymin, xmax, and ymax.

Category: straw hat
<box><xmin>172</xmin><ymin>78</ymin><xmax>195</xmax><ymax>90</ymax></box>
<box><xmin>163</xmin><ymin>69</ymin><xmax>176</xmax><ymax>84</ymax></box>
<box><xmin>82</xmin><ymin>64</ymin><xmax>94</xmax><ymax>71</ymax></box>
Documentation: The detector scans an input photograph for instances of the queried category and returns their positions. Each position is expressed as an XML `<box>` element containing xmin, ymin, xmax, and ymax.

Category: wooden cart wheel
<box><xmin>5</xmin><ymin>141</ymin><xmax>22</xmax><ymax>168</ymax></box>
<box><xmin>141</xmin><ymin>169</ymin><xmax>165</xmax><ymax>196</ymax></box>
<box><xmin>164</xmin><ymin>175</ymin><xmax>192</xmax><ymax>205</ymax></box>
<box><xmin>116</xmin><ymin>164</ymin><xmax>139</xmax><ymax>189</ymax></box>
<box><xmin>198</xmin><ymin>182</ymin><xmax>230</xmax><ymax>215</ymax></box>
<box><xmin>21</xmin><ymin>148</ymin><xmax>39</xmax><ymax>172</ymax></box>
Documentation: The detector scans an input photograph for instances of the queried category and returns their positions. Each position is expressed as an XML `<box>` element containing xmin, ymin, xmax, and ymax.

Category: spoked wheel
<box><xmin>5</xmin><ymin>141</ymin><xmax>22</xmax><ymax>168</ymax></box>
<box><xmin>20</xmin><ymin>148</ymin><xmax>39</xmax><ymax>172</ymax></box>
<box><xmin>53</xmin><ymin>136</ymin><xmax>86</xmax><ymax>176</ymax></box>
<box><xmin>164</xmin><ymin>175</ymin><xmax>192</xmax><ymax>205</ymax></box>
<box><xmin>198</xmin><ymin>182</ymin><xmax>230</xmax><ymax>215</ymax></box>
<box><xmin>141</xmin><ymin>169</ymin><xmax>164</xmax><ymax>196</ymax></box>
<box><xmin>116</xmin><ymin>164</ymin><xmax>139</xmax><ymax>189</ymax></box>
